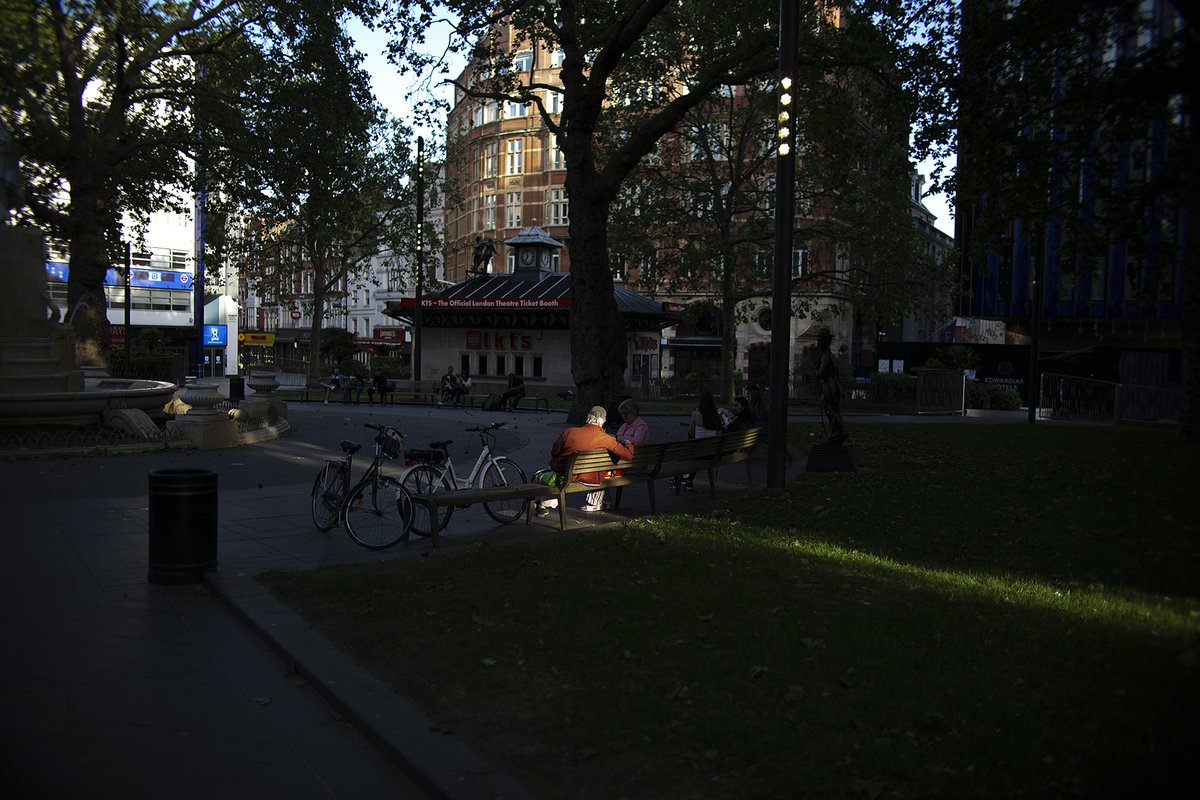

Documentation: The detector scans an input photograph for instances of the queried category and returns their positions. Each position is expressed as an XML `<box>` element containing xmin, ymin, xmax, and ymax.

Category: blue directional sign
<box><xmin>203</xmin><ymin>325</ymin><xmax>228</xmax><ymax>346</ymax></box>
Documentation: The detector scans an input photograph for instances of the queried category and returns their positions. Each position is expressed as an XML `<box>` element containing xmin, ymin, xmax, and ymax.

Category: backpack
<box><xmin>481</xmin><ymin>393</ymin><xmax>503</xmax><ymax>411</ymax></box>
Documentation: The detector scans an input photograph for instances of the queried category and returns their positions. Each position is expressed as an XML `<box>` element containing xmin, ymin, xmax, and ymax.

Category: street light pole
<box><xmin>413</xmin><ymin>136</ymin><xmax>424</xmax><ymax>391</ymax></box>
<box><xmin>768</xmin><ymin>0</ymin><xmax>798</xmax><ymax>488</ymax></box>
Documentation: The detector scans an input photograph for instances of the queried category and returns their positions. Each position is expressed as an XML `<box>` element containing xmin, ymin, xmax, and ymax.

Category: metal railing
<box><xmin>1038</xmin><ymin>373</ymin><xmax>1179</xmax><ymax>424</ymax></box>
<box><xmin>796</xmin><ymin>369</ymin><xmax>965</xmax><ymax>415</ymax></box>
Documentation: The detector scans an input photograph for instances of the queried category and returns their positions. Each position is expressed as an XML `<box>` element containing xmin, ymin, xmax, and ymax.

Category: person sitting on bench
<box><xmin>501</xmin><ymin>372</ymin><xmax>525</xmax><ymax>411</ymax></box>
<box><xmin>535</xmin><ymin>406</ymin><xmax>634</xmax><ymax>515</ymax></box>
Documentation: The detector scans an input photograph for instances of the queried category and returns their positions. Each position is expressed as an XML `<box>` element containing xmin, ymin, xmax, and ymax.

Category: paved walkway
<box><xmin>2</xmin><ymin>398</ymin><xmax>840</xmax><ymax>799</ymax></box>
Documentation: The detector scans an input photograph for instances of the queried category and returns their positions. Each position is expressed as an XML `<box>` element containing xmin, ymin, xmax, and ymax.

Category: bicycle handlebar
<box><xmin>363</xmin><ymin>422</ymin><xmax>404</xmax><ymax>438</ymax></box>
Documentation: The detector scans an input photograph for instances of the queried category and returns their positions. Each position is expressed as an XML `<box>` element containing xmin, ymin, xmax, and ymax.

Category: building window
<box><xmin>512</xmin><ymin>51</ymin><xmax>533</xmax><ymax>72</ymax></box>
<box><xmin>472</xmin><ymin>105</ymin><xmax>485</xmax><ymax>127</ymax></box>
<box><xmin>792</xmin><ymin>245</ymin><xmax>808</xmax><ymax>279</ymax></box>
<box><xmin>547</xmin><ymin>90</ymin><xmax>563</xmax><ymax>114</ymax></box>
<box><xmin>505</xmin><ymin>100</ymin><xmax>529</xmax><ymax>118</ymax></box>
<box><xmin>506</xmin><ymin>139</ymin><xmax>524</xmax><ymax>174</ymax></box>
<box><xmin>477</xmin><ymin>353</ymin><xmax>489</xmax><ymax>375</ymax></box>
<box><xmin>484</xmin><ymin>194</ymin><xmax>497</xmax><ymax>229</ymax></box>
<box><xmin>484</xmin><ymin>141</ymin><xmax>498</xmax><ymax>177</ymax></box>
<box><xmin>533</xmin><ymin>356</ymin><xmax>543</xmax><ymax>378</ymax></box>
<box><xmin>505</xmin><ymin>192</ymin><xmax>522</xmax><ymax>228</ymax></box>
<box><xmin>485</xmin><ymin>102</ymin><xmax>500</xmax><ymax>123</ymax></box>
<box><xmin>549</xmin><ymin>188</ymin><xmax>569</xmax><ymax>226</ymax></box>
<box><xmin>551</xmin><ymin>49</ymin><xmax>565</xmax><ymax>67</ymax></box>
<box><xmin>548</xmin><ymin>134</ymin><xmax>565</xmax><ymax>170</ymax></box>
<box><xmin>514</xmin><ymin>355</ymin><xmax>525</xmax><ymax>375</ymax></box>
<box><xmin>495</xmin><ymin>354</ymin><xmax>506</xmax><ymax>375</ymax></box>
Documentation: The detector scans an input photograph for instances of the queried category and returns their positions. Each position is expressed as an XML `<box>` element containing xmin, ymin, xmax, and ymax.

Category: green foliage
<box><xmin>368</xmin><ymin>356</ymin><xmax>408</xmax><ymax>379</ymax></box>
<box><xmin>923</xmin><ymin>344</ymin><xmax>980</xmax><ymax>371</ymax></box>
<box><xmin>965</xmin><ymin>380</ymin><xmax>1023</xmax><ymax>410</ymax></box>
<box><xmin>132</xmin><ymin>327</ymin><xmax>165</xmax><ymax>356</ymax></box>
<box><xmin>318</xmin><ymin>328</ymin><xmax>357</xmax><ymax>367</ymax></box>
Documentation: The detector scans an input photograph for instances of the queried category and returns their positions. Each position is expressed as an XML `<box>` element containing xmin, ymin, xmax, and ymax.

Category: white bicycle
<box><xmin>400</xmin><ymin>421</ymin><xmax>528</xmax><ymax>536</ymax></box>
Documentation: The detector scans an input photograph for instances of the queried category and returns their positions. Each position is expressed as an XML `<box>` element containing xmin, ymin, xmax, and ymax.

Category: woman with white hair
<box><xmin>536</xmin><ymin>406</ymin><xmax>635</xmax><ymax>516</ymax></box>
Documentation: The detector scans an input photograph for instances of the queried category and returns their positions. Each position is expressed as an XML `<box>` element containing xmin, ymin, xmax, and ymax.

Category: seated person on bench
<box><xmin>535</xmin><ymin>406</ymin><xmax>634</xmax><ymax>515</ymax></box>
<box><xmin>501</xmin><ymin>372</ymin><xmax>525</xmax><ymax>411</ymax></box>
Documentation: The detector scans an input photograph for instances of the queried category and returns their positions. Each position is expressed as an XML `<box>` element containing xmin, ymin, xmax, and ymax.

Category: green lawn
<box><xmin>260</xmin><ymin>423</ymin><xmax>1198</xmax><ymax>799</ymax></box>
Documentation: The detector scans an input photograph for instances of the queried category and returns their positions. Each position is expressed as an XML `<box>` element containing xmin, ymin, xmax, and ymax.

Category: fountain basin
<box><xmin>0</xmin><ymin>379</ymin><xmax>179</xmax><ymax>425</ymax></box>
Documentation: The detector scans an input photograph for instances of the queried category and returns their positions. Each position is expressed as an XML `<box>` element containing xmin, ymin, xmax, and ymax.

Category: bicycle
<box><xmin>400</xmin><ymin>421</ymin><xmax>528</xmax><ymax>536</ymax></box>
<box><xmin>310</xmin><ymin>423</ymin><xmax>414</xmax><ymax>550</ymax></box>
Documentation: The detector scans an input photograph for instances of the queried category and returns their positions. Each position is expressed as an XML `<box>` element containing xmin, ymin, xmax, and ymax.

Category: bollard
<box><xmin>148</xmin><ymin>468</ymin><xmax>218</xmax><ymax>584</ymax></box>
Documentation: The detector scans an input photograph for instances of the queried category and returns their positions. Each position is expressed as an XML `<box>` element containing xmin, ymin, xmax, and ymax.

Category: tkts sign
<box><xmin>466</xmin><ymin>330</ymin><xmax>533</xmax><ymax>351</ymax></box>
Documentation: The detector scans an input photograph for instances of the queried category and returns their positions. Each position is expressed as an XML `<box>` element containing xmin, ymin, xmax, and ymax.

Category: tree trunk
<box><xmin>565</xmin><ymin>184</ymin><xmax>626</xmax><ymax>423</ymax></box>
<box><xmin>306</xmin><ymin>277</ymin><xmax>327</xmax><ymax>388</ymax></box>
<box><xmin>66</xmin><ymin>192</ymin><xmax>113</xmax><ymax>367</ymax></box>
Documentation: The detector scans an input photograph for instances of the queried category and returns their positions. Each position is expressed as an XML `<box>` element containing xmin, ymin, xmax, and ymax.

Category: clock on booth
<box><xmin>518</xmin><ymin>248</ymin><xmax>536</xmax><ymax>268</ymax></box>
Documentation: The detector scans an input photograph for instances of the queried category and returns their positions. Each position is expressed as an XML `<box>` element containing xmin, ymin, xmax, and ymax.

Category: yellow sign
<box><xmin>239</xmin><ymin>332</ymin><xmax>276</xmax><ymax>346</ymax></box>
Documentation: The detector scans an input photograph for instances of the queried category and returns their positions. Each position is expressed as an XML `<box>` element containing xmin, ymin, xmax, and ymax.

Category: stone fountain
<box><xmin>0</xmin><ymin>225</ymin><xmax>179</xmax><ymax>437</ymax></box>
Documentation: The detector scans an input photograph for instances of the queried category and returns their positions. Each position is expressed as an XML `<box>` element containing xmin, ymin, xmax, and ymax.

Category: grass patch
<box><xmin>261</xmin><ymin>424</ymin><xmax>1198</xmax><ymax>799</ymax></box>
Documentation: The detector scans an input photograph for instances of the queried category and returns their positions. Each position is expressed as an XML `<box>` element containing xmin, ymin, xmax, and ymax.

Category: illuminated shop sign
<box><xmin>46</xmin><ymin>262</ymin><xmax>193</xmax><ymax>291</ymax></box>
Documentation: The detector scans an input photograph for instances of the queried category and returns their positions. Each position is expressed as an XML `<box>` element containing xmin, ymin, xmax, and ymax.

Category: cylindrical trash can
<box><xmin>228</xmin><ymin>375</ymin><xmax>245</xmax><ymax>400</ymax></box>
<box><xmin>148</xmin><ymin>468</ymin><xmax>218</xmax><ymax>584</ymax></box>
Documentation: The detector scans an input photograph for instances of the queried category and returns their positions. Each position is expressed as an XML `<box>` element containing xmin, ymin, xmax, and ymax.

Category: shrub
<box><xmin>965</xmin><ymin>380</ymin><xmax>1023</xmax><ymax>410</ymax></box>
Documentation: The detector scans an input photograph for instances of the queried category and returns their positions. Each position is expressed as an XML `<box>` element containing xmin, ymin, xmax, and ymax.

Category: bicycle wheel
<box><xmin>400</xmin><ymin>464</ymin><xmax>454</xmax><ymax>537</ymax></box>
<box><xmin>311</xmin><ymin>462</ymin><xmax>347</xmax><ymax>532</ymax></box>
<box><xmin>344</xmin><ymin>475</ymin><xmax>413</xmax><ymax>550</ymax></box>
<box><xmin>482</xmin><ymin>457</ymin><xmax>528</xmax><ymax>524</ymax></box>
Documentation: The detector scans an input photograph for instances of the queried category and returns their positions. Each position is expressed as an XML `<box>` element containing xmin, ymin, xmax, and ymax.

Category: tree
<box><xmin>385</xmin><ymin>0</ymin><xmax>959</xmax><ymax>420</ymax></box>
<box><xmin>611</xmin><ymin>65</ymin><xmax>947</xmax><ymax>402</ymax></box>
<box><xmin>207</xmin><ymin>1</ymin><xmax>421</xmax><ymax>388</ymax></box>
<box><xmin>0</xmin><ymin>0</ymin><xmax>252</xmax><ymax>364</ymax></box>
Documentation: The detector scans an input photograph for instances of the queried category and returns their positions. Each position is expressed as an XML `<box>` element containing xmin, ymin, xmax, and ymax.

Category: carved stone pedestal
<box><xmin>168</xmin><ymin>382</ymin><xmax>237</xmax><ymax>449</ymax></box>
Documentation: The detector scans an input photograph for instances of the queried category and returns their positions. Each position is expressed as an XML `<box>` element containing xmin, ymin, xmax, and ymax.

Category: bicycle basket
<box><xmin>378</xmin><ymin>430</ymin><xmax>403</xmax><ymax>459</ymax></box>
<box><xmin>483</xmin><ymin>425</ymin><xmax>529</xmax><ymax>455</ymax></box>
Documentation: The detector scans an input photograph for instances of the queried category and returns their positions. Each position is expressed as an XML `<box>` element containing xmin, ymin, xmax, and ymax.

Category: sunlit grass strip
<box><xmin>758</xmin><ymin>532</ymin><xmax>1198</xmax><ymax>636</ymax></box>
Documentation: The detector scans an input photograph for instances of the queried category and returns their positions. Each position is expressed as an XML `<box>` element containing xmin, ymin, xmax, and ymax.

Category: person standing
<box><xmin>536</xmin><ymin>406</ymin><xmax>634</xmax><ymax>516</ymax></box>
<box><xmin>816</xmin><ymin>328</ymin><xmax>849</xmax><ymax>444</ymax></box>
<box><xmin>671</xmin><ymin>391</ymin><xmax>722</xmax><ymax>491</ymax></box>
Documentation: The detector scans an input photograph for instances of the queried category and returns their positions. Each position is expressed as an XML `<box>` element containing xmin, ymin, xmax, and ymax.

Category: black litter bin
<box><xmin>148</xmin><ymin>468</ymin><xmax>218</xmax><ymax>584</ymax></box>
<box><xmin>228</xmin><ymin>375</ymin><xmax>245</xmax><ymax>400</ymax></box>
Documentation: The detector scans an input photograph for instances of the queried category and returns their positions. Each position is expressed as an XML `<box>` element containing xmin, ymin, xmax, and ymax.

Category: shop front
<box><xmin>385</xmin><ymin>227</ymin><xmax>678</xmax><ymax>397</ymax></box>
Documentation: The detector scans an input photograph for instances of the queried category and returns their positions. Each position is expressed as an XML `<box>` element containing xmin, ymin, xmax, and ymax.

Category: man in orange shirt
<box><xmin>537</xmin><ymin>405</ymin><xmax>635</xmax><ymax>515</ymax></box>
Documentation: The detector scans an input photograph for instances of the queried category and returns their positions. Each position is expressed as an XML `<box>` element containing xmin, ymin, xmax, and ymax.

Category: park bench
<box><xmin>406</xmin><ymin>428</ymin><xmax>762</xmax><ymax>538</ymax></box>
<box><xmin>517</xmin><ymin>394</ymin><xmax>550</xmax><ymax>412</ymax></box>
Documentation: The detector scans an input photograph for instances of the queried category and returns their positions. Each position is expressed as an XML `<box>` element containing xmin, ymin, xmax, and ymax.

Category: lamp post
<box><xmin>413</xmin><ymin>136</ymin><xmax>424</xmax><ymax>391</ymax></box>
<box><xmin>768</xmin><ymin>0</ymin><xmax>798</xmax><ymax>488</ymax></box>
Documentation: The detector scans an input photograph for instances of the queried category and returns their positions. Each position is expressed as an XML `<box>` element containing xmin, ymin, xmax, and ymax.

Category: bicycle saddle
<box><xmin>429</xmin><ymin>440</ymin><xmax>452</xmax><ymax>450</ymax></box>
<box><xmin>340</xmin><ymin>440</ymin><xmax>362</xmax><ymax>455</ymax></box>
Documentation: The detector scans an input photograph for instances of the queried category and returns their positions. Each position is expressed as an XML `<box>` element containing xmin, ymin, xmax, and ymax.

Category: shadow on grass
<box><xmin>775</xmin><ymin>422</ymin><xmax>1200</xmax><ymax>599</ymax></box>
<box><xmin>262</xmin><ymin>510</ymin><xmax>1198</xmax><ymax>800</ymax></box>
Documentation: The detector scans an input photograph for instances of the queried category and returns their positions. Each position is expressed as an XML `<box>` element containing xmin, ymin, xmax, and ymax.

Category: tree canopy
<box><xmin>382</xmin><ymin>0</ymin><xmax>959</xmax><ymax>418</ymax></box>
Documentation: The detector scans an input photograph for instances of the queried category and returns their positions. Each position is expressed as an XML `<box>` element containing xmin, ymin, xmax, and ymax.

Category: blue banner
<box><xmin>202</xmin><ymin>325</ymin><xmax>227</xmax><ymax>346</ymax></box>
